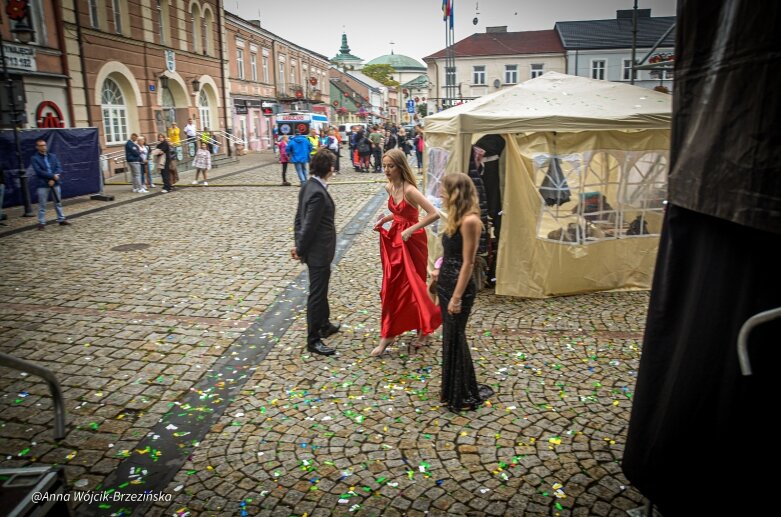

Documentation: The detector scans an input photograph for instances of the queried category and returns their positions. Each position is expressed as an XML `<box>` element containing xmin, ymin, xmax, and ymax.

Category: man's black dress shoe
<box><xmin>307</xmin><ymin>340</ymin><xmax>335</xmax><ymax>356</ymax></box>
<box><xmin>319</xmin><ymin>322</ymin><xmax>341</xmax><ymax>339</ymax></box>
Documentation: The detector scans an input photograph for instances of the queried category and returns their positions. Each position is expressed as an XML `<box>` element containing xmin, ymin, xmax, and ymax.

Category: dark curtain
<box><xmin>622</xmin><ymin>1</ymin><xmax>781</xmax><ymax>514</ymax></box>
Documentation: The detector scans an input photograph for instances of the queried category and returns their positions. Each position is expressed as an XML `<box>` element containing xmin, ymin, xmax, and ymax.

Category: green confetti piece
<box><xmin>18</xmin><ymin>448</ymin><xmax>30</xmax><ymax>456</ymax></box>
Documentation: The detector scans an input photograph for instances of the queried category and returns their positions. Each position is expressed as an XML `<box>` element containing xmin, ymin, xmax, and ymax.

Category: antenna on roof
<box><xmin>389</xmin><ymin>41</ymin><xmax>395</xmax><ymax>54</ymax></box>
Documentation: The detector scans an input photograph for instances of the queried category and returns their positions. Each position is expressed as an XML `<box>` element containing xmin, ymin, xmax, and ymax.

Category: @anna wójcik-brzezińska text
<box><xmin>32</xmin><ymin>490</ymin><xmax>173</xmax><ymax>504</ymax></box>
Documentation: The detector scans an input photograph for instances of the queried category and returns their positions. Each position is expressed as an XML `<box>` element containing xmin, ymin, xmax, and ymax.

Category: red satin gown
<box><xmin>379</xmin><ymin>193</ymin><xmax>442</xmax><ymax>338</ymax></box>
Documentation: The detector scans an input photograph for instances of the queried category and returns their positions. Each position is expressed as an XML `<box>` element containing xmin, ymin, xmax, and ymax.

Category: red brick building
<box><xmin>63</xmin><ymin>0</ymin><xmax>225</xmax><ymax>158</ymax></box>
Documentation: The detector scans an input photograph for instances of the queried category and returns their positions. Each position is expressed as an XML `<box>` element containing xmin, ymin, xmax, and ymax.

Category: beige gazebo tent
<box><xmin>423</xmin><ymin>72</ymin><xmax>672</xmax><ymax>298</ymax></box>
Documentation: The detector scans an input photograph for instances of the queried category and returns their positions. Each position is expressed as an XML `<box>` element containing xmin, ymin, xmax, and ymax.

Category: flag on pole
<box><xmin>442</xmin><ymin>0</ymin><xmax>449</xmax><ymax>21</ymax></box>
<box><xmin>450</xmin><ymin>0</ymin><xmax>455</xmax><ymax>28</ymax></box>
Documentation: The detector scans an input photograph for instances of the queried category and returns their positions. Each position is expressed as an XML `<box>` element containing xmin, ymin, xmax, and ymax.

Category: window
<box><xmin>101</xmin><ymin>78</ymin><xmax>128</xmax><ymax>145</ymax></box>
<box><xmin>505</xmin><ymin>64</ymin><xmax>518</xmax><ymax>84</ymax></box>
<box><xmin>157</xmin><ymin>0</ymin><xmax>169</xmax><ymax>45</ymax></box>
<box><xmin>250</xmin><ymin>54</ymin><xmax>258</xmax><ymax>81</ymax></box>
<box><xmin>591</xmin><ymin>60</ymin><xmax>606</xmax><ymax>80</ymax></box>
<box><xmin>290</xmin><ymin>59</ymin><xmax>297</xmax><ymax>84</ymax></box>
<box><xmin>190</xmin><ymin>5</ymin><xmax>201</xmax><ymax>53</ymax></box>
<box><xmin>198</xmin><ymin>90</ymin><xmax>211</xmax><ymax>130</ymax></box>
<box><xmin>262</xmin><ymin>54</ymin><xmax>269</xmax><ymax>82</ymax></box>
<box><xmin>623</xmin><ymin>59</ymin><xmax>633</xmax><ymax>81</ymax></box>
<box><xmin>530</xmin><ymin>63</ymin><xmax>544</xmax><ymax>79</ymax></box>
<box><xmin>278</xmin><ymin>57</ymin><xmax>285</xmax><ymax>85</ymax></box>
<box><xmin>112</xmin><ymin>0</ymin><xmax>123</xmax><ymax>34</ymax></box>
<box><xmin>472</xmin><ymin>65</ymin><xmax>485</xmax><ymax>85</ymax></box>
<box><xmin>445</xmin><ymin>66</ymin><xmax>455</xmax><ymax>86</ymax></box>
<box><xmin>236</xmin><ymin>48</ymin><xmax>244</xmax><ymax>80</ymax></box>
<box><xmin>88</xmin><ymin>0</ymin><xmax>99</xmax><ymax>28</ymax></box>
<box><xmin>534</xmin><ymin>150</ymin><xmax>668</xmax><ymax>245</ymax></box>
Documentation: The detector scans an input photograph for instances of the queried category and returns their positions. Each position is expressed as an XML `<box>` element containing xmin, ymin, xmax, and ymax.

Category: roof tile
<box><xmin>424</xmin><ymin>29</ymin><xmax>564</xmax><ymax>60</ymax></box>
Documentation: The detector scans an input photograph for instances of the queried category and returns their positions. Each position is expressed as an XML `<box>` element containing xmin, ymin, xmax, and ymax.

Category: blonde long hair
<box><xmin>441</xmin><ymin>172</ymin><xmax>482</xmax><ymax>237</ymax></box>
<box><xmin>383</xmin><ymin>148</ymin><xmax>416</xmax><ymax>186</ymax></box>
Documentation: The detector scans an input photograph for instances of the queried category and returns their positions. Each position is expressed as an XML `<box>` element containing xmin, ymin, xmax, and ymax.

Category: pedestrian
<box><xmin>324</xmin><ymin>128</ymin><xmax>340</xmax><ymax>173</ymax></box>
<box><xmin>168</xmin><ymin>144</ymin><xmax>179</xmax><ymax>186</ymax></box>
<box><xmin>432</xmin><ymin>172</ymin><xmax>494</xmax><ymax>412</ymax></box>
<box><xmin>349</xmin><ymin>127</ymin><xmax>360</xmax><ymax>171</ymax></box>
<box><xmin>278</xmin><ymin>135</ymin><xmax>291</xmax><ymax>186</ymax></box>
<box><xmin>192</xmin><ymin>141</ymin><xmax>211</xmax><ymax>185</ymax></box>
<box><xmin>398</xmin><ymin>128</ymin><xmax>410</xmax><ymax>156</ymax></box>
<box><xmin>137</xmin><ymin>135</ymin><xmax>152</xmax><ymax>191</ymax></box>
<box><xmin>183</xmin><ymin>118</ymin><xmax>197</xmax><ymax>140</ymax></box>
<box><xmin>356</xmin><ymin>130</ymin><xmax>372</xmax><ymax>172</ymax></box>
<box><xmin>414</xmin><ymin>126</ymin><xmax>424</xmax><ymax>172</ymax></box>
<box><xmin>287</xmin><ymin>128</ymin><xmax>314</xmax><ymax>186</ymax></box>
<box><xmin>370</xmin><ymin>148</ymin><xmax>441</xmax><ymax>356</ymax></box>
<box><xmin>369</xmin><ymin>127</ymin><xmax>383</xmax><ymax>172</ymax></box>
<box><xmin>307</xmin><ymin>128</ymin><xmax>320</xmax><ymax>161</ymax></box>
<box><xmin>201</xmin><ymin>127</ymin><xmax>213</xmax><ymax>154</ymax></box>
<box><xmin>31</xmin><ymin>139</ymin><xmax>71</xmax><ymax>229</ymax></box>
<box><xmin>152</xmin><ymin>133</ymin><xmax>173</xmax><ymax>193</ymax></box>
<box><xmin>167</xmin><ymin>121</ymin><xmax>181</xmax><ymax>146</ymax></box>
<box><xmin>383</xmin><ymin>129</ymin><xmax>398</xmax><ymax>153</ymax></box>
<box><xmin>292</xmin><ymin>148</ymin><xmax>340</xmax><ymax>356</ymax></box>
<box><xmin>125</xmin><ymin>133</ymin><xmax>145</xmax><ymax>193</ymax></box>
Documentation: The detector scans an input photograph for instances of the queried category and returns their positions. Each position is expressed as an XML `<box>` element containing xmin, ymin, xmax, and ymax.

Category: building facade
<box><xmin>555</xmin><ymin>10</ymin><xmax>675</xmax><ymax>91</ymax></box>
<box><xmin>224</xmin><ymin>14</ymin><xmax>331</xmax><ymax>150</ymax></box>
<box><xmin>1</xmin><ymin>0</ymin><xmax>71</xmax><ymax>129</ymax></box>
<box><xmin>61</xmin><ymin>0</ymin><xmax>225</xmax><ymax>161</ymax></box>
<box><xmin>423</xmin><ymin>27</ymin><xmax>566</xmax><ymax>113</ymax></box>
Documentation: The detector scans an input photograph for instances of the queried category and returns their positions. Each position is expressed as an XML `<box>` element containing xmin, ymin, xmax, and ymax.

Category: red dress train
<box><xmin>379</xmin><ymin>195</ymin><xmax>442</xmax><ymax>338</ymax></box>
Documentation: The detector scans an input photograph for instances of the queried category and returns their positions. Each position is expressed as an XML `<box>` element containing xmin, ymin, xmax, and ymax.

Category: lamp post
<box><xmin>1</xmin><ymin>11</ymin><xmax>35</xmax><ymax>216</ymax></box>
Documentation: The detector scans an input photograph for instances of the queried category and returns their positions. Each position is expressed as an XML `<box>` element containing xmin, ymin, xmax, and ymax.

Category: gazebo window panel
<box><xmin>535</xmin><ymin>150</ymin><xmax>666</xmax><ymax>244</ymax></box>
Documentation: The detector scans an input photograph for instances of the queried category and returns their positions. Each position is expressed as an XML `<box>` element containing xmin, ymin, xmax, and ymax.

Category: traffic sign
<box><xmin>406</xmin><ymin>100</ymin><xmax>415</xmax><ymax>113</ymax></box>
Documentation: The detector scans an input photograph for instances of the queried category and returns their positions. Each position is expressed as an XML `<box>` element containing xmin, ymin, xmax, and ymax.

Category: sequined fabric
<box><xmin>437</xmin><ymin>228</ymin><xmax>494</xmax><ymax>412</ymax></box>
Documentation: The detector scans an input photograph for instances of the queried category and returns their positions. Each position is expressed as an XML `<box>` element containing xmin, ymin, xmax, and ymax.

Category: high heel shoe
<box><xmin>370</xmin><ymin>337</ymin><xmax>393</xmax><ymax>357</ymax></box>
<box><xmin>412</xmin><ymin>334</ymin><xmax>430</xmax><ymax>350</ymax></box>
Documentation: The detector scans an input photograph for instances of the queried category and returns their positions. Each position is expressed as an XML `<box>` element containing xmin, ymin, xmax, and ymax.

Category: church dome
<box><xmin>365</xmin><ymin>53</ymin><xmax>426</xmax><ymax>71</ymax></box>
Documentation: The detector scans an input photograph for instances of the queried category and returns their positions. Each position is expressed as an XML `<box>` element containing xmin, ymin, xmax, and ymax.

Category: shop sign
<box><xmin>3</xmin><ymin>43</ymin><xmax>36</xmax><ymax>72</ymax></box>
<box><xmin>36</xmin><ymin>101</ymin><xmax>66</xmax><ymax>128</ymax></box>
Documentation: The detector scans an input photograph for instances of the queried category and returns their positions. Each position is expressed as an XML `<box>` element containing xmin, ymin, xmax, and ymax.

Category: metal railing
<box><xmin>100</xmin><ymin>133</ymin><xmax>243</xmax><ymax>179</ymax></box>
<box><xmin>0</xmin><ymin>352</ymin><xmax>67</xmax><ymax>440</ymax></box>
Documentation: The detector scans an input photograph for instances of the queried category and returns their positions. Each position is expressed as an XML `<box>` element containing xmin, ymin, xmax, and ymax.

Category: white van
<box><xmin>338</xmin><ymin>122</ymin><xmax>369</xmax><ymax>142</ymax></box>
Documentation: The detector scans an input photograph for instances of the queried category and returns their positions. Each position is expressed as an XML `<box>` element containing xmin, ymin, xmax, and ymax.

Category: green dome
<box><xmin>365</xmin><ymin>53</ymin><xmax>425</xmax><ymax>71</ymax></box>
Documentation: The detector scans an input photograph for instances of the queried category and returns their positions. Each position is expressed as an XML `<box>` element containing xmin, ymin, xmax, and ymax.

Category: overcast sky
<box><xmin>228</xmin><ymin>0</ymin><xmax>677</xmax><ymax>64</ymax></box>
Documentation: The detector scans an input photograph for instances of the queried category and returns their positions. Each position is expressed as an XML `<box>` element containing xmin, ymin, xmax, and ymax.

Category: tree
<box><xmin>361</xmin><ymin>64</ymin><xmax>400</xmax><ymax>87</ymax></box>
<box><xmin>417</xmin><ymin>104</ymin><xmax>428</xmax><ymax>117</ymax></box>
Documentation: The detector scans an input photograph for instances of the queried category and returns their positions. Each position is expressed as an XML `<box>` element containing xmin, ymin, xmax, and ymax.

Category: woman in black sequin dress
<box><xmin>433</xmin><ymin>173</ymin><xmax>494</xmax><ymax>412</ymax></box>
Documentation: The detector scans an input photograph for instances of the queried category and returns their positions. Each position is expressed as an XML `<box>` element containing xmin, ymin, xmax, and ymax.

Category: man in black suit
<box><xmin>292</xmin><ymin>149</ymin><xmax>341</xmax><ymax>356</ymax></box>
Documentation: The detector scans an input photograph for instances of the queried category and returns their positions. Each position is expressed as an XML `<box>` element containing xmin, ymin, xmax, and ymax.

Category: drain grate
<box><xmin>111</xmin><ymin>243</ymin><xmax>151</xmax><ymax>252</ymax></box>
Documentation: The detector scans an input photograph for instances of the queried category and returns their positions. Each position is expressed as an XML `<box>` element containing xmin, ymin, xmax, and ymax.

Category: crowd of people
<box><xmin>276</xmin><ymin>122</ymin><xmax>424</xmax><ymax>187</ymax></box>
<box><xmin>123</xmin><ymin>118</ymin><xmax>215</xmax><ymax>194</ymax></box>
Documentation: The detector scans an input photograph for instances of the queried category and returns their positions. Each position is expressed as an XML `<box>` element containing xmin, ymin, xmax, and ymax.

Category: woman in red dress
<box><xmin>371</xmin><ymin>149</ymin><xmax>442</xmax><ymax>356</ymax></box>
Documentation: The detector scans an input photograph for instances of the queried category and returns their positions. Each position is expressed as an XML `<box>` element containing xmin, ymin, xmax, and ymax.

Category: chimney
<box><xmin>617</xmin><ymin>9</ymin><xmax>651</xmax><ymax>19</ymax></box>
<box><xmin>486</xmin><ymin>26</ymin><xmax>507</xmax><ymax>33</ymax></box>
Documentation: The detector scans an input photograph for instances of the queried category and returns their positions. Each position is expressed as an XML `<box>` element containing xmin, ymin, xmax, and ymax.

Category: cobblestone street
<box><xmin>1</xmin><ymin>153</ymin><xmax>650</xmax><ymax>516</ymax></box>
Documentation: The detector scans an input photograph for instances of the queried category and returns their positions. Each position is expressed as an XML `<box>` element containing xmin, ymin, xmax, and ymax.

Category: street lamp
<box><xmin>191</xmin><ymin>78</ymin><xmax>200</xmax><ymax>92</ymax></box>
<box><xmin>1</xmin><ymin>7</ymin><xmax>36</xmax><ymax>217</ymax></box>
